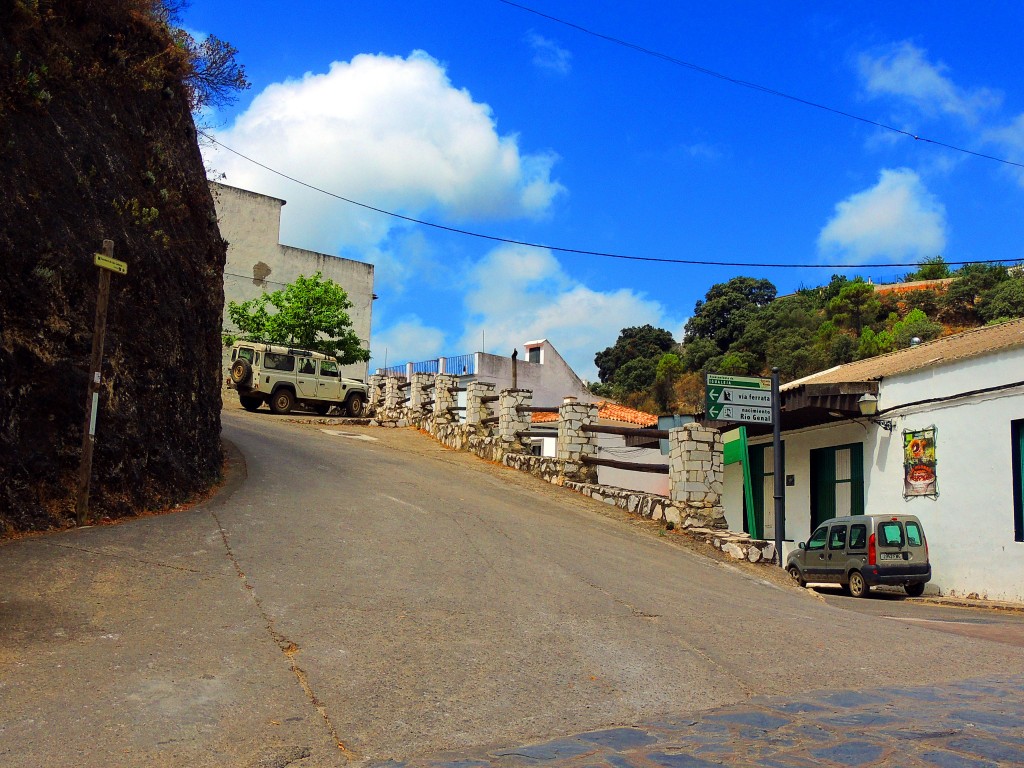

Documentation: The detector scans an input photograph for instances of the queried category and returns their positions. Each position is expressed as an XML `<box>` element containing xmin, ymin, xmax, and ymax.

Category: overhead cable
<box><xmin>496</xmin><ymin>0</ymin><xmax>1024</xmax><ymax>171</ymax></box>
<box><xmin>200</xmin><ymin>131</ymin><xmax>1017</xmax><ymax>270</ymax></box>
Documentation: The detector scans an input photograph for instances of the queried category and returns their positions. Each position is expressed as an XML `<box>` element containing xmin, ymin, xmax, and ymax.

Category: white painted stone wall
<box><xmin>212</xmin><ymin>181</ymin><xmax>374</xmax><ymax>382</ymax></box>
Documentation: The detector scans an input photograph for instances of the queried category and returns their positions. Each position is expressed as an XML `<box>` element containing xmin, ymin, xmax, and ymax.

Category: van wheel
<box><xmin>270</xmin><ymin>389</ymin><xmax>295</xmax><ymax>415</ymax></box>
<box><xmin>239</xmin><ymin>395</ymin><xmax>262</xmax><ymax>412</ymax></box>
<box><xmin>787</xmin><ymin>565</ymin><xmax>806</xmax><ymax>588</ymax></box>
<box><xmin>905</xmin><ymin>582</ymin><xmax>926</xmax><ymax>597</ymax></box>
<box><xmin>847</xmin><ymin>570</ymin><xmax>869</xmax><ymax>598</ymax></box>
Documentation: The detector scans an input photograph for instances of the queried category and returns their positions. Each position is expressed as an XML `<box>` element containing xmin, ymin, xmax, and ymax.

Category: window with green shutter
<box><xmin>810</xmin><ymin>443</ymin><xmax>864</xmax><ymax>528</ymax></box>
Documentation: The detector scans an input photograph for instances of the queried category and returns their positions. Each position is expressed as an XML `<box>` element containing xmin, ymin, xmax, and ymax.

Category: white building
<box><xmin>722</xmin><ymin>319</ymin><xmax>1024</xmax><ymax>602</ymax></box>
<box><xmin>380</xmin><ymin>339</ymin><xmax>596</xmax><ymax>407</ymax></box>
<box><xmin>211</xmin><ymin>181</ymin><xmax>374</xmax><ymax>381</ymax></box>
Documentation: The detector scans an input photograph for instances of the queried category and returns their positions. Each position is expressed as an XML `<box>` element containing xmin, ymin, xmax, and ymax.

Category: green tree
<box><xmin>978</xmin><ymin>277</ymin><xmax>1024</xmax><ymax>323</ymax></box>
<box><xmin>940</xmin><ymin>263</ymin><xmax>1010</xmax><ymax>322</ymax></box>
<box><xmin>594</xmin><ymin>325</ymin><xmax>676</xmax><ymax>384</ymax></box>
<box><xmin>902</xmin><ymin>255</ymin><xmax>952</xmax><ymax>282</ymax></box>
<box><xmin>684</xmin><ymin>277</ymin><xmax>777</xmax><ymax>349</ymax></box>
<box><xmin>826</xmin><ymin>280</ymin><xmax>881</xmax><ymax>333</ymax></box>
<box><xmin>856</xmin><ymin>327</ymin><xmax>894</xmax><ymax>359</ymax></box>
<box><xmin>892</xmin><ymin>308</ymin><xmax>943</xmax><ymax>348</ymax></box>
<box><xmin>611</xmin><ymin>357</ymin><xmax>659</xmax><ymax>393</ymax></box>
<box><xmin>653</xmin><ymin>353</ymin><xmax>685</xmax><ymax>413</ymax></box>
<box><xmin>227</xmin><ymin>272</ymin><xmax>369</xmax><ymax>363</ymax></box>
<box><xmin>680</xmin><ymin>337</ymin><xmax>719</xmax><ymax>372</ymax></box>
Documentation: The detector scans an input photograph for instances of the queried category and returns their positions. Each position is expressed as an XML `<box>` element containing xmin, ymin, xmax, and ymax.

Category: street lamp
<box><xmin>858</xmin><ymin>393</ymin><xmax>895</xmax><ymax>432</ymax></box>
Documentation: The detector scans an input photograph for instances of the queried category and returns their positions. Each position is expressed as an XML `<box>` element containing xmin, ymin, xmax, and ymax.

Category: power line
<box><xmin>496</xmin><ymin>0</ymin><xmax>1024</xmax><ymax>171</ymax></box>
<box><xmin>200</xmin><ymin>131</ymin><xmax>1017</xmax><ymax>270</ymax></box>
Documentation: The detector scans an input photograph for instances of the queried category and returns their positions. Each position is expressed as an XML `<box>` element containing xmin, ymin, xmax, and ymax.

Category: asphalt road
<box><xmin>2</xmin><ymin>409</ymin><xmax>1024</xmax><ymax>767</ymax></box>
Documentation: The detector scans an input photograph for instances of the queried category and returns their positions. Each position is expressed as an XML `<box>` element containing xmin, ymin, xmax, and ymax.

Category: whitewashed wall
<box><xmin>738</xmin><ymin>350</ymin><xmax>1024</xmax><ymax>601</ymax></box>
<box><xmin>594</xmin><ymin>434</ymin><xmax>670</xmax><ymax>495</ymax></box>
<box><xmin>212</xmin><ymin>181</ymin><xmax>374</xmax><ymax>382</ymax></box>
<box><xmin>474</xmin><ymin>341</ymin><xmax>595</xmax><ymax>407</ymax></box>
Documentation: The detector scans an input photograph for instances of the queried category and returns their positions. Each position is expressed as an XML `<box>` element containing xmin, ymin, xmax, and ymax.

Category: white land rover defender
<box><xmin>227</xmin><ymin>341</ymin><xmax>368</xmax><ymax>416</ymax></box>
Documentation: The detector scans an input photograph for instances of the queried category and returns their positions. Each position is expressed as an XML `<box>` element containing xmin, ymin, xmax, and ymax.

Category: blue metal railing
<box><xmin>378</xmin><ymin>353</ymin><xmax>476</xmax><ymax>377</ymax></box>
<box><xmin>412</xmin><ymin>359</ymin><xmax>440</xmax><ymax>374</ymax></box>
<box><xmin>447</xmin><ymin>353</ymin><xmax>475</xmax><ymax>376</ymax></box>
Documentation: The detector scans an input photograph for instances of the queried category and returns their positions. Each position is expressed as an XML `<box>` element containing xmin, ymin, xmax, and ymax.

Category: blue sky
<box><xmin>184</xmin><ymin>1</ymin><xmax>1024</xmax><ymax>379</ymax></box>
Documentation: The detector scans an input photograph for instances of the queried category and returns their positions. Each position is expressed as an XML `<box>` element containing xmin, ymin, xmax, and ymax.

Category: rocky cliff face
<box><xmin>0</xmin><ymin>1</ymin><xmax>225</xmax><ymax>530</ymax></box>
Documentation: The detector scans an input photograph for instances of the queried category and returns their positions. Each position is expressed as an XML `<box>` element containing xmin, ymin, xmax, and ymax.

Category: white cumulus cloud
<box><xmin>528</xmin><ymin>33</ymin><xmax>572</xmax><ymax>75</ymax></box>
<box><xmin>204</xmin><ymin>51</ymin><xmax>565</xmax><ymax>257</ymax></box>
<box><xmin>371</xmin><ymin>316</ymin><xmax>447</xmax><ymax>371</ymax></box>
<box><xmin>818</xmin><ymin>168</ymin><xmax>947</xmax><ymax>263</ymax></box>
<box><xmin>985</xmin><ymin>113</ymin><xmax>1024</xmax><ymax>188</ymax></box>
<box><xmin>459</xmin><ymin>245</ymin><xmax>683</xmax><ymax>380</ymax></box>
<box><xmin>858</xmin><ymin>42</ymin><xmax>1000</xmax><ymax>123</ymax></box>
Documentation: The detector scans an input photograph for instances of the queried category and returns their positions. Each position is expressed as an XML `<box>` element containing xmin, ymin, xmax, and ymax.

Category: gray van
<box><xmin>787</xmin><ymin>514</ymin><xmax>931</xmax><ymax>598</ymax></box>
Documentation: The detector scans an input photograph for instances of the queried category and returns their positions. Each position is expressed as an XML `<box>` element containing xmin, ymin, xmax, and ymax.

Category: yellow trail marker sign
<box><xmin>94</xmin><ymin>252</ymin><xmax>127</xmax><ymax>274</ymax></box>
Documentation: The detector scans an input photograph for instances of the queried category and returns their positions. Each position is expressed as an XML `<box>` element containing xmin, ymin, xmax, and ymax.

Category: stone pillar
<box><xmin>367</xmin><ymin>374</ymin><xmax>384</xmax><ymax>414</ymax></box>
<box><xmin>498</xmin><ymin>389</ymin><xmax>532</xmax><ymax>442</ymax></box>
<box><xmin>466</xmin><ymin>381</ymin><xmax>495</xmax><ymax>426</ymax></box>
<box><xmin>406</xmin><ymin>362</ymin><xmax>414</xmax><ymax>381</ymax></box>
<box><xmin>438</xmin><ymin>356</ymin><xmax>447</xmax><ymax>375</ymax></box>
<box><xmin>409</xmin><ymin>372</ymin><xmax>430</xmax><ymax>410</ymax></box>
<box><xmin>384</xmin><ymin>376</ymin><xmax>400</xmax><ymax>413</ymax></box>
<box><xmin>669</xmin><ymin>423</ymin><xmax>724</xmax><ymax>516</ymax></box>
<box><xmin>556</xmin><ymin>396</ymin><xmax>598</xmax><ymax>462</ymax></box>
<box><xmin>433</xmin><ymin>374</ymin><xmax>457</xmax><ymax>422</ymax></box>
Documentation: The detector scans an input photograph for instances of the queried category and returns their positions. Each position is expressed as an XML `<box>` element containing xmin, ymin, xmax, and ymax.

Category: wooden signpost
<box><xmin>75</xmin><ymin>240</ymin><xmax>126</xmax><ymax>526</ymax></box>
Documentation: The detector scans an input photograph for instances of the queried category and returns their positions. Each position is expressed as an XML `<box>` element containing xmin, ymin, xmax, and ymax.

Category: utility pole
<box><xmin>771</xmin><ymin>367</ymin><xmax>785</xmax><ymax>566</ymax></box>
<box><xmin>75</xmin><ymin>240</ymin><xmax>126</xmax><ymax>526</ymax></box>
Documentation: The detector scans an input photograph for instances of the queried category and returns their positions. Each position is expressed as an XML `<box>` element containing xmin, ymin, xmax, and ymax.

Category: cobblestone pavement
<box><xmin>372</xmin><ymin>674</ymin><xmax>1024</xmax><ymax>768</ymax></box>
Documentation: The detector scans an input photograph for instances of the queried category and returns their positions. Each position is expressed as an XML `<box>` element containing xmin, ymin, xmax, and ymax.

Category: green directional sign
<box><xmin>705</xmin><ymin>373</ymin><xmax>774</xmax><ymax>424</ymax></box>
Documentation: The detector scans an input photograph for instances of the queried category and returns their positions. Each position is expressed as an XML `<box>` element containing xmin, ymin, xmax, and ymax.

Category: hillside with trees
<box><xmin>592</xmin><ymin>257</ymin><xmax>1024</xmax><ymax>415</ymax></box>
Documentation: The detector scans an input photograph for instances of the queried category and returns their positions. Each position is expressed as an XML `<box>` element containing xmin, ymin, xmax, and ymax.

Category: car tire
<box><xmin>230</xmin><ymin>359</ymin><xmax>253</xmax><ymax>387</ymax></box>
<box><xmin>905</xmin><ymin>582</ymin><xmax>926</xmax><ymax>597</ymax></box>
<box><xmin>787</xmin><ymin>565</ymin><xmax>806</xmax><ymax>588</ymax></box>
<box><xmin>847</xmin><ymin>570</ymin><xmax>869</xmax><ymax>598</ymax></box>
<box><xmin>239</xmin><ymin>395</ymin><xmax>262</xmax><ymax>412</ymax></box>
<box><xmin>345</xmin><ymin>393</ymin><xmax>365</xmax><ymax>417</ymax></box>
<box><xmin>270</xmin><ymin>388</ymin><xmax>295</xmax><ymax>415</ymax></box>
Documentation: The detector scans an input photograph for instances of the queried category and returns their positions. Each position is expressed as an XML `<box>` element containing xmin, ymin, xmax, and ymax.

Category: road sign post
<box><xmin>771</xmin><ymin>368</ymin><xmax>784</xmax><ymax>567</ymax></box>
<box><xmin>76</xmin><ymin>240</ymin><xmax>125</xmax><ymax>526</ymax></box>
<box><xmin>706</xmin><ymin>370</ymin><xmax>785</xmax><ymax>566</ymax></box>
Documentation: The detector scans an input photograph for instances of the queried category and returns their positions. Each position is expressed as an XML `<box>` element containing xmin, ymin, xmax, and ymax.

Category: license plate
<box><xmin>879</xmin><ymin>552</ymin><xmax>905</xmax><ymax>561</ymax></box>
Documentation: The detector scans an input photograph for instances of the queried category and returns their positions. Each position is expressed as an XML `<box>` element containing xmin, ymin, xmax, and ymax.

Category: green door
<box><xmin>810</xmin><ymin>443</ymin><xmax>864</xmax><ymax>528</ymax></box>
<box><xmin>749</xmin><ymin>442</ymin><xmax>785</xmax><ymax>540</ymax></box>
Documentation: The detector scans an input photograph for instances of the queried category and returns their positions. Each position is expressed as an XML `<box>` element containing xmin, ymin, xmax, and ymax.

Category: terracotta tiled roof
<box><xmin>529</xmin><ymin>401</ymin><xmax>659</xmax><ymax>427</ymax></box>
<box><xmin>782</xmin><ymin>318</ymin><xmax>1024</xmax><ymax>389</ymax></box>
<box><xmin>594</xmin><ymin>401</ymin><xmax>659</xmax><ymax>427</ymax></box>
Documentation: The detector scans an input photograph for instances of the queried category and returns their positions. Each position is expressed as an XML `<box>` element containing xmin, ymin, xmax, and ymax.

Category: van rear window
<box><xmin>878</xmin><ymin>522</ymin><xmax>905</xmax><ymax>547</ymax></box>
<box><xmin>906</xmin><ymin>522</ymin><xmax>924</xmax><ymax>547</ymax></box>
<box><xmin>849</xmin><ymin>524</ymin><xmax>867</xmax><ymax>550</ymax></box>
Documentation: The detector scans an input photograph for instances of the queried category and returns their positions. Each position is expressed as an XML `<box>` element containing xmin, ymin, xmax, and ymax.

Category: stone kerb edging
<box><xmin>560</xmin><ymin>481</ymin><xmax>776</xmax><ymax>562</ymax></box>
